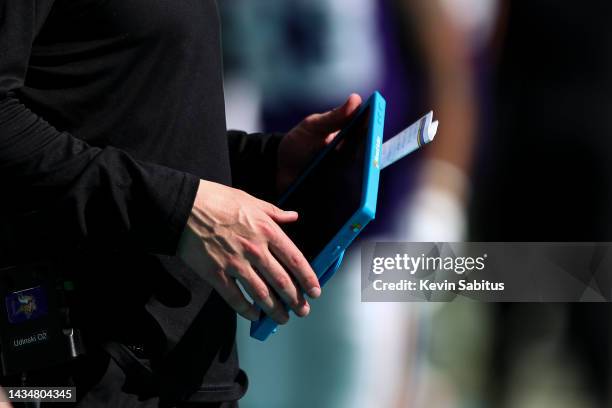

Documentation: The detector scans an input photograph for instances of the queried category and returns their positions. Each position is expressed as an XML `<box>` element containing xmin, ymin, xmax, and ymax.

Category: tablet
<box><xmin>250</xmin><ymin>91</ymin><xmax>386</xmax><ymax>341</ymax></box>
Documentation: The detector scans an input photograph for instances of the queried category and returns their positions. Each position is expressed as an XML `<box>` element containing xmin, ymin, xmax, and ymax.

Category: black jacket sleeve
<box><xmin>227</xmin><ymin>130</ymin><xmax>284</xmax><ymax>202</ymax></box>
<box><xmin>0</xmin><ymin>0</ymin><xmax>199</xmax><ymax>256</ymax></box>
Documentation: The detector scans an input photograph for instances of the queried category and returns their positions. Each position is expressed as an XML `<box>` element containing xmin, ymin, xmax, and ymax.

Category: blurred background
<box><xmin>219</xmin><ymin>1</ymin><xmax>612</xmax><ymax>407</ymax></box>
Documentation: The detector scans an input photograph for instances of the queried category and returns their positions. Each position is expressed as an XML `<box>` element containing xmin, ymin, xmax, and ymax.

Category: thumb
<box><xmin>307</xmin><ymin>93</ymin><xmax>362</xmax><ymax>134</ymax></box>
<box><xmin>258</xmin><ymin>200</ymin><xmax>299</xmax><ymax>224</ymax></box>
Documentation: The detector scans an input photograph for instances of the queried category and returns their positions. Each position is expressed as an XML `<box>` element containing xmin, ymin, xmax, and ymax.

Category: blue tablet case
<box><xmin>250</xmin><ymin>91</ymin><xmax>386</xmax><ymax>341</ymax></box>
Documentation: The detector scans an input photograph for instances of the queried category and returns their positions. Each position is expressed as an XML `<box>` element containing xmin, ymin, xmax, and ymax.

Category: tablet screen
<box><xmin>279</xmin><ymin>106</ymin><xmax>371</xmax><ymax>261</ymax></box>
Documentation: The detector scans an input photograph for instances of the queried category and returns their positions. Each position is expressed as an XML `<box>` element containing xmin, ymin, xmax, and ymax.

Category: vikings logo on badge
<box><xmin>16</xmin><ymin>294</ymin><xmax>37</xmax><ymax>319</ymax></box>
<box><xmin>5</xmin><ymin>286</ymin><xmax>48</xmax><ymax>324</ymax></box>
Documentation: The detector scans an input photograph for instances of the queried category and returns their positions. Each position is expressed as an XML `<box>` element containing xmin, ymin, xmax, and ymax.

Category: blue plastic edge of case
<box><xmin>250</xmin><ymin>91</ymin><xmax>386</xmax><ymax>341</ymax></box>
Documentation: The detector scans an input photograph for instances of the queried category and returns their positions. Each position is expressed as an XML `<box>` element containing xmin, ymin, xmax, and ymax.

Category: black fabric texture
<box><xmin>227</xmin><ymin>130</ymin><xmax>284</xmax><ymax>202</ymax></box>
<box><xmin>0</xmin><ymin>0</ymin><xmax>281</xmax><ymax>404</ymax></box>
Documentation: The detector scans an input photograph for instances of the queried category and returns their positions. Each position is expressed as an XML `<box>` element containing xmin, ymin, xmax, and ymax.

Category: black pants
<box><xmin>2</xmin><ymin>350</ymin><xmax>239</xmax><ymax>408</ymax></box>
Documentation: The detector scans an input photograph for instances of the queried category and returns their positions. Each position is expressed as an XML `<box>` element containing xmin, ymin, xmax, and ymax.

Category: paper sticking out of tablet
<box><xmin>380</xmin><ymin>111</ymin><xmax>437</xmax><ymax>170</ymax></box>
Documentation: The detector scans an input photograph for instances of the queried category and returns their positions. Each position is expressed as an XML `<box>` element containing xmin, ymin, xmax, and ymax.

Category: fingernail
<box><xmin>297</xmin><ymin>302</ymin><xmax>310</xmax><ymax>317</ymax></box>
<box><xmin>279</xmin><ymin>313</ymin><xmax>290</xmax><ymax>325</ymax></box>
<box><xmin>308</xmin><ymin>286</ymin><xmax>321</xmax><ymax>298</ymax></box>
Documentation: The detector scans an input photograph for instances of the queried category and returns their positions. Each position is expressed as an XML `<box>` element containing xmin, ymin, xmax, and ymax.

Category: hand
<box><xmin>277</xmin><ymin>93</ymin><xmax>362</xmax><ymax>192</ymax></box>
<box><xmin>177</xmin><ymin>180</ymin><xmax>321</xmax><ymax>324</ymax></box>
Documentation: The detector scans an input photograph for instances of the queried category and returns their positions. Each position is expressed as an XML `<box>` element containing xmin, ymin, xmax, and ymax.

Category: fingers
<box><xmin>252</xmin><ymin>198</ymin><xmax>321</xmax><ymax>299</ymax></box>
<box><xmin>325</xmin><ymin>130</ymin><xmax>340</xmax><ymax>145</ymax></box>
<box><xmin>267</xmin><ymin>225</ymin><xmax>321</xmax><ymax>299</ymax></box>
<box><xmin>306</xmin><ymin>93</ymin><xmax>363</xmax><ymax>134</ymax></box>
<box><xmin>258</xmin><ymin>200</ymin><xmax>299</xmax><ymax>224</ymax></box>
<box><xmin>229</xmin><ymin>262</ymin><xmax>291</xmax><ymax>324</ymax></box>
<box><xmin>210</xmin><ymin>270</ymin><xmax>260</xmax><ymax>322</ymax></box>
<box><xmin>336</xmin><ymin>93</ymin><xmax>362</xmax><ymax>117</ymax></box>
<box><xmin>246</xmin><ymin>245</ymin><xmax>310</xmax><ymax>317</ymax></box>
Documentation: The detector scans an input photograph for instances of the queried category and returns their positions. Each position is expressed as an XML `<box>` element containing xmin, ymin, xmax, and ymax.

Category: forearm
<box><xmin>1</xmin><ymin>95</ymin><xmax>199</xmax><ymax>255</ymax></box>
<box><xmin>0</xmin><ymin>0</ymin><xmax>199</xmax><ymax>256</ymax></box>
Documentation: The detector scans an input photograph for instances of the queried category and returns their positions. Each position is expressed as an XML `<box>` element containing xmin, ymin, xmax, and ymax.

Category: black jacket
<box><xmin>0</xmin><ymin>0</ymin><xmax>279</xmax><ymax>404</ymax></box>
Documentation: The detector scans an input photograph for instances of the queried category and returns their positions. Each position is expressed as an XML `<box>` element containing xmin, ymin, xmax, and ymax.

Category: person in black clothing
<box><xmin>470</xmin><ymin>1</ymin><xmax>612</xmax><ymax>406</ymax></box>
<box><xmin>0</xmin><ymin>0</ymin><xmax>363</xmax><ymax>406</ymax></box>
